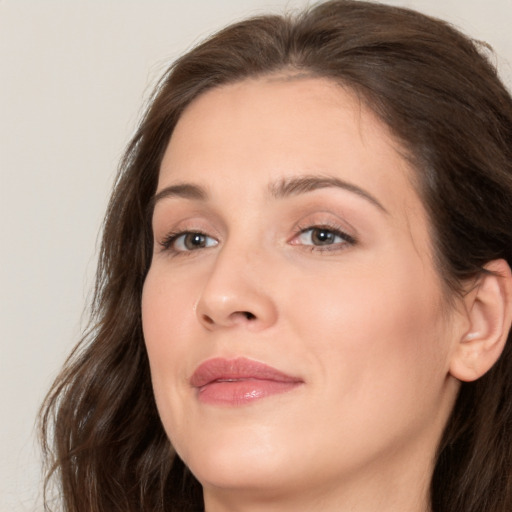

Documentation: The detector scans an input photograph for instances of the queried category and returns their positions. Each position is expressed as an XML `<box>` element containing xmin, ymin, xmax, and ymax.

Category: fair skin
<box><xmin>141</xmin><ymin>76</ymin><xmax>510</xmax><ymax>512</ymax></box>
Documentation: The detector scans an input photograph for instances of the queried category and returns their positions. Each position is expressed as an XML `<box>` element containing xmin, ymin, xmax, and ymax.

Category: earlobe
<box><xmin>449</xmin><ymin>259</ymin><xmax>512</xmax><ymax>382</ymax></box>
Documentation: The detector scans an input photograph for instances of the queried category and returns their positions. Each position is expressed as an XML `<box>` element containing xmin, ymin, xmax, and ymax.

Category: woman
<box><xmin>40</xmin><ymin>1</ymin><xmax>512</xmax><ymax>511</ymax></box>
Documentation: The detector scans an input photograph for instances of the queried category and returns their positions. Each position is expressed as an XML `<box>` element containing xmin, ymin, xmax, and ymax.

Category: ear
<box><xmin>449</xmin><ymin>259</ymin><xmax>512</xmax><ymax>382</ymax></box>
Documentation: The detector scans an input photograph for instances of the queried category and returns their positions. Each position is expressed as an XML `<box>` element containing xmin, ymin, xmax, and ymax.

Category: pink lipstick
<box><xmin>190</xmin><ymin>357</ymin><xmax>303</xmax><ymax>406</ymax></box>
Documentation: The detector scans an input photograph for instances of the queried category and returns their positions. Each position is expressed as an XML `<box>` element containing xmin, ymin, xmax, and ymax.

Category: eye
<box><xmin>292</xmin><ymin>226</ymin><xmax>356</xmax><ymax>250</ymax></box>
<box><xmin>161</xmin><ymin>231</ymin><xmax>218</xmax><ymax>252</ymax></box>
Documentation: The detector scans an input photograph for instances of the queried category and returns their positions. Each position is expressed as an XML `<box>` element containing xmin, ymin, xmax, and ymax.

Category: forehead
<box><xmin>159</xmin><ymin>76</ymin><xmax>422</xmax><ymax>214</ymax></box>
<box><xmin>164</xmin><ymin>77</ymin><xmax>405</xmax><ymax>179</ymax></box>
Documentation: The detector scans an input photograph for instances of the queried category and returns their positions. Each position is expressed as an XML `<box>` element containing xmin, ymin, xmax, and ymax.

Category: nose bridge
<box><xmin>195</xmin><ymin>234</ymin><xmax>277</xmax><ymax>330</ymax></box>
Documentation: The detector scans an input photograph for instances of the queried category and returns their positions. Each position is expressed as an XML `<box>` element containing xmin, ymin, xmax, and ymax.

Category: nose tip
<box><xmin>195</xmin><ymin>270</ymin><xmax>277</xmax><ymax>331</ymax></box>
<box><xmin>197</xmin><ymin>293</ymin><xmax>277</xmax><ymax>331</ymax></box>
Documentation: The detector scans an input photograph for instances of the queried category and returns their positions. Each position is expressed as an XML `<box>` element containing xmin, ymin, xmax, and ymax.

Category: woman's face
<box><xmin>142</xmin><ymin>77</ymin><xmax>461</xmax><ymax>508</ymax></box>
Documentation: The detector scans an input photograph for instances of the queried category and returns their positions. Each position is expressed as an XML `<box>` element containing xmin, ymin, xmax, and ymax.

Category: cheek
<box><xmin>142</xmin><ymin>262</ymin><xmax>203</xmax><ymax>355</ymax></box>
<box><xmin>143</xmin><ymin>277</ymin><xmax>187</xmax><ymax>352</ymax></box>
<box><xmin>291</xmin><ymin>254</ymin><xmax>450</xmax><ymax>402</ymax></box>
<box><xmin>281</xmin><ymin>260</ymin><xmax>452</xmax><ymax>469</ymax></box>
<box><xmin>141</xmin><ymin>267</ymin><xmax>199</xmax><ymax>433</ymax></box>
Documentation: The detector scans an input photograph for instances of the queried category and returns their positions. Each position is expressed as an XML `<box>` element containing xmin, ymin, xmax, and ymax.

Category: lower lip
<box><xmin>196</xmin><ymin>379</ymin><xmax>301</xmax><ymax>406</ymax></box>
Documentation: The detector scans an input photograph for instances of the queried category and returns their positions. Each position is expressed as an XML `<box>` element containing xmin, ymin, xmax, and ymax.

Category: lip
<box><xmin>190</xmin><ymin>357</ymin><xmax>303</xmax><ymax>406</ymax></box>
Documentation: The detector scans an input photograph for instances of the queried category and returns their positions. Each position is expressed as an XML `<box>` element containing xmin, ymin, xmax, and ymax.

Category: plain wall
<box><xmin>1</xmin><ymin>0</ymin><xmax>510</xmax><ymax>510</ymax></box>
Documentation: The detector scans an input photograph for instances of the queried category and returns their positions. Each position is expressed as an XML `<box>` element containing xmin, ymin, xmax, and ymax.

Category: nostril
<box><xmin>202</xmin><ymin>314</ymin><xmax>214</xmax><ymax>325</ymax></box>
<box><xmin>199</xmin><ymin>311</ymin><xmax>256</xmax><ymax>327</ymax></box>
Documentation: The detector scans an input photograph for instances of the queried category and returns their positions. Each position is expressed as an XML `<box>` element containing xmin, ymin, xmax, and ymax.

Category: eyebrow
<box><xmin>151</xmin><ymin>183</ymin><xmax>207</xmax><ymax>208</ymax></box>
<box><xmin>269</xmin><ymin>175</ymin><xmax>388</xmax><ymax>213</ymax></box>
<box><xmin>151</xmin><ymin>175</ymin><xmax>387</xmax><ymax>213</ymax></box>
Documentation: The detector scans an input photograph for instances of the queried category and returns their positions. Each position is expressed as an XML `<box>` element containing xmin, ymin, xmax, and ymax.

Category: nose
<box><xmin>195</xmin><ymin>242</ymin><xmax>278</xmax><ymax>331</ymax></box>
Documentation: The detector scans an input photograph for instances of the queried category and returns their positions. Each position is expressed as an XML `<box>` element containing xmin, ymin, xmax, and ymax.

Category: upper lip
<box><xmin>190</xmin><ymin>357</ymin><xmax>303</xmax><ymax>388</ymax></box>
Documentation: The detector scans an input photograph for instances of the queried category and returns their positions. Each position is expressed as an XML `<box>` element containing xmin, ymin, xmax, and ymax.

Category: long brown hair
<box><xmin>40</xmin><ymin>1</ymin><xmax>512</xmax><ymax>511</ymax></box>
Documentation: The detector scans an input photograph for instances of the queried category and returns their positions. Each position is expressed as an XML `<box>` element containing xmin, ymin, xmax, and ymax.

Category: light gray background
<box><xmin>2</xmin><ymin>0</ymin><xmax>511</xmax><ymax>510</ymax></box>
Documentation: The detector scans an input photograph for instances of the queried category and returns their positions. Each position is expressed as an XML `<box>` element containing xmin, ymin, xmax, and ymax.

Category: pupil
<box><xmin>313</xmin><ymin>229</ymin><xmax>334</xmax><ymax>245</ymax></box>
<box><xmin>186</xmin><ymin>233</ymin><xmax>205</xmax><ymax>249</ymax></box>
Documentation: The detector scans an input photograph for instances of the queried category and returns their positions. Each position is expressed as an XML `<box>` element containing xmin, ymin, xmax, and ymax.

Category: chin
<box><xmin>179</xmin><ymin>429</ymin><xmax>294</xmax><ymax>491</ymax></box>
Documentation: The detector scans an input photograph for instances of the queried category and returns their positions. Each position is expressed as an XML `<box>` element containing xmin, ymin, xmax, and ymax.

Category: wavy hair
<box><xmin>40</xmin><ymin>1</ymin><xmax>512</xmax><ymax>511</ymax></box>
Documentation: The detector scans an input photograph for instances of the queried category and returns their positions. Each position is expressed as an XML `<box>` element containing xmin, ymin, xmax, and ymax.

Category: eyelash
<box><xmin>291</xmin><ymin>223</ymin><xmax>356</xmax><ymax>252</ymax></box>
<box><xmin>159</xmin><ymin>230</ymin><xmax>218</xmax><ymax>254</ymax></box>
<box><xmin>158</xmin><ymin>223</ymin><xmax>356</xmax><ymax>255</ymax></box>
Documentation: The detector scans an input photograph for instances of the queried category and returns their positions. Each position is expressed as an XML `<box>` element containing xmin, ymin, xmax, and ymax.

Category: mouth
<box><xmin>190</xmin><ymin>357</ymin><xmax>304</xmax><ymax>406</ymax></box>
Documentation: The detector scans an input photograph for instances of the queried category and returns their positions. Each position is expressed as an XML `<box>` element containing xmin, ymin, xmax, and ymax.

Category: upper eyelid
<box><xmin>293</xmin><ymin>214</ymin><xmax>357</xmax><ymax>239</ymax></box>
<box><xmin>154</xmin><ymin>215</ymin><xmax>220</xmax><ymax>238</ymax></box>
<box><xmin>151</xmin><ymin>208</ymin><xmax>225</xmax><ymax>238</ymax></box>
